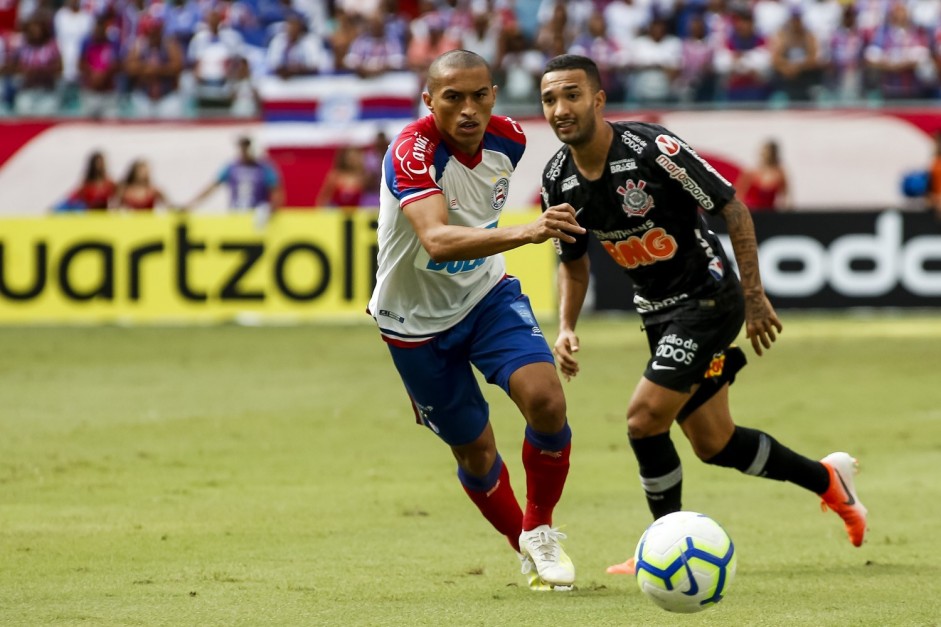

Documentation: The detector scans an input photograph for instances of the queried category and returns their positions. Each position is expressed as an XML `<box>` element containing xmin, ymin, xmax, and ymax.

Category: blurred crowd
<box><xmin>1</xmin><ymin>0</ymin><xmax>941</xmax><ymax>119</ymax></box>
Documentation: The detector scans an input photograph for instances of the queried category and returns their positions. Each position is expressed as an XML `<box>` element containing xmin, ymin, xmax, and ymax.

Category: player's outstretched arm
<box><xmin>403</xmin><ymin>197</ymin><xmax>585</xmax><ymax>262</ymax></box>
<box><xmin>720</xmin><ymin>196</ymin><xmax>783</xmax><ymax>356</ymax></box>
<box><xmin>555</xmin><ymin>254</ymin><xmax>590</xmax><ymax>381</ymax></box>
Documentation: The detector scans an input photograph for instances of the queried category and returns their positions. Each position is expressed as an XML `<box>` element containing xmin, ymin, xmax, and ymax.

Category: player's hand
<box><xmin>554</xmin><ymin>330</ymin><xmax>580</xmax><ymax>381</ymax></box>
<box><xmin>530</xmin><ymin>203</ymin><xmax>586</xmax><ymax>244</ymax></box>
<box><xmin>744</xmin><ymin>290</ymin><xmax>783</xmax><ymax>356</ymax></box>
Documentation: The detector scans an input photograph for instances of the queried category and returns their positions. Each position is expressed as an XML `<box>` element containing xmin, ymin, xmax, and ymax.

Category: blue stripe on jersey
<box><xmin>382</xmin><ymin>147</ymin><xmax>401</xmax><ymax>198</ymax></box>
<box><xmin>483</xmin><ymin>132</ymin><xmax>525</xmax><ymax>168</ymax></box>
<box><xmin>431</xmin><ymin>142</ymin><xmax>450</xmax><ymax>183</ymax></box>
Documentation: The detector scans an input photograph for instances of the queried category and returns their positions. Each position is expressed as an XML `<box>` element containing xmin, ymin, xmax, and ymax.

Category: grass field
<box><xmin>1</xmin><ymin>314</ymin><xmax>940</xmax><ymax>626</ymax></box>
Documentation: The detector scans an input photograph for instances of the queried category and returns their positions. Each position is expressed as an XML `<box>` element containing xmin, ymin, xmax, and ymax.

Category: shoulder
<box><xmin>391</xmin><ymin>116</ymin><xmax>441</xmax><ymax>153</ymax></box>
<box><xmin>485</xmin><ymin>115</ymin><xmax>526</xmax><ymax>145</ymax></box>
<box><xmin>483</xmin><ymin>115</ymin><xmax>526</xmax><ymax>166</ymax></box>
<box><xmin>388</xmin><ymin>115</ymin><xmax>442</xmax><ymax>184</ymax></box>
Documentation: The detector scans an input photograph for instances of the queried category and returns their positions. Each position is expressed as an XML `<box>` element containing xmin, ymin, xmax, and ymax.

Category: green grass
<box><xmin>1</xmin><ymin>315</ymin><xmax>940</xmax><ymax>626</ymax></box>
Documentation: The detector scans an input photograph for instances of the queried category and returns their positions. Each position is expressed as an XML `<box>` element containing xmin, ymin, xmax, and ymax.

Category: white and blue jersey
<box><xmin>367</xmin><ymin>113</ymin><xmax>526</xmax><ymax>345</ymax></box>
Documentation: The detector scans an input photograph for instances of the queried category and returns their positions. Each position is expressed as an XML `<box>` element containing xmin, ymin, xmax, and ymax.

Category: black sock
<box><xmin>629</xmin><ymin>432</ymin><xmax>683</xmax><ymax>520</ymax></box>
<box><xmin>706</xmin><ymin>426</ymin><xmax>829</xmax><ymax>494</ymax></box>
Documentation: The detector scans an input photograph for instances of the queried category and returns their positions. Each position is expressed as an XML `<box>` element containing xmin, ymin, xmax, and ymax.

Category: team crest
<box><xmin>491</xmin><ymin>177</ymin><xmax>509</xmax><ymax>210</ymax></box>
<box><xmin>617</xmin><ymin>180</ymin><xmax>655</xmax><ymax>217</ymax></box>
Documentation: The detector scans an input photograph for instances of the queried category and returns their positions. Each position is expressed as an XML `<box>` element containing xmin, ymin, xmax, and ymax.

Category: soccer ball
<box><xmin>634</xmin><ymin>511</ymin><xmax>736</xmax><ymax>614</ymax></box>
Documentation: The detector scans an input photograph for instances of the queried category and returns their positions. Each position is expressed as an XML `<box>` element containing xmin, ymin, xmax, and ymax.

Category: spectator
<box><xmin>184</xmin><ymin>136</ymin><xmax>283</xmax><ymax>224</ymax></box>
<box><xmin>124</xmin><ymin>16</ymin><xmax>185</xmax><ymax>118</ymax></box>
<box><xmin>714</xmin><ymin>5</ymin><xmax>772</xmax><ymax>102</ymax></box>
<box><xmin>381</xmin><ymin>0</ymin><xmax>410</xmax><ymax>50</ymax></box>
<box><xmin>328</xmin><ymin>9</ymin><xmax>361</xmax><ymax>73</ymax></box>
<box><xmin>163</xmin><ymin>0</ymin><xmax>202</xmax><ymax>50</ymax></box>
<box><xmin>113</xmin><ymin>158</ymin><xmax>171</xmax><ymax>210</ymax></box>
<box><xmin>770</xmin><ymin>8</ymin><xmax>823</xmax><ymax>102</ymax></box>
<box><xmin>627</xmin><ymin>15</ymin><xmax>682</xmax><ymax>105</ymax></box>
<box><xmin>460</xmin><ymin>5</ymin><xmax>500</xmax><ymax>66</ymax></box>
<box><xmin>568</xmin><ymin>10</ymin><xmax>627</xmax><ymax>102</ymax></box>
<box><xmin>825</xmin><ymin>3</ymin><xmax>866</xmax><ymax>102</ymax></box>
<box><xmin>360</xmin><ymin>129</ymin><xmax>389</xmax><ymax>208</ymax></box>
<box><xmin>61</xmin><ymin>150</ymin><xmax>116</xmax><ymax>211</ymax></box>
<box><xmin>229</xmin><ymin>56</ymin><xmax>258</xmax><ymax>117</ymax></box>
<box><xmin>315</xmin><ymin>145</ymin><xmax>368</xmax><ymax>209</ymax></box>
<box><xmin>344</xmin><ymin>11</ymin><xmax>407</xmax><ymax>78</ymax></box>
<box><xmin>677</xmin><ymin>10</ymin><xmax>718</xmax><ymax>103</ymax></box>
<box><xmin>536</xmin><ymin>0</ymin><xmax>592</xmax><ymax>36</ymax></box>
<box><xmin>292</xmin><ymin>0</ymin><xmax>331</xmax><ymax>40</ymax></box>
<box><xmin>78</xmin><ymin>14</ymin><xmax>121</xmax><ymax>119</ymax></box>
<box><xmin>495</xmin><ymin>21</ymin><xmax>544</xmax><ymax>105</ymax></box>
<box><xmin>864</xmin><ymin>2</ymin><xmax>934</xmax><ymax>101</ymax></box>
<box><xmin>407</xmin><ymin>12</ymin><xmax>460</xmax><ymax>80</ymax></box>
<box><xmin>54</xmin><ymin>0</ymin><xmax>93</xmax><ymax>110</ymax></box>
<box><xmin>535</xmin><ymin>2</ymin><xmax>574</xmax><ymax>59</ymax></box>
<box><xmin>801</xmin><ymin>0</ymin><xmax>842</xmax><ymax>46</ymax></box>
<box><xmin>736</xmin><ymin>138</ymin><xmax>790</xmax><ymax>211</ymax></box>
<box><xmin>187</xmin><ymin>6</ymin><xmax>246</xmax><ymax>112</ymax></box>
<box><xmin>266</xmin><ymin>13</ymin><xmax>330</xmax><ymax>78</ymax></box>
<box><xmin>12</xmin><ymin>14</ymin><xmax>62</xmax><ymax>116</ymax></box>
<box><xmin>604</xmin><ymin>0</ymin><xmax>651</xmax><ymax>52</ymax></box>
<box><xmin>752</xmin><ymin>0</ymin><xmax>789</xmax><ymax>39</ymax></box>
<box><xmin>218</xmin><ymin>0</ymin><xmax>265</xmax><ymax>49</ymax></box>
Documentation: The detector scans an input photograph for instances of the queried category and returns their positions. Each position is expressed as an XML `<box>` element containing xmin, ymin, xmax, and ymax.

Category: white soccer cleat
<box><xmin>519</xmin><ymin>525</ymin><xmax>576</xmax><ymax>588</ymax></box>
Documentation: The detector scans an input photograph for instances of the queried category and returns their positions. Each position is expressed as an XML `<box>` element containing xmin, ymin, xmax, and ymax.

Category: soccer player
<box><xmin>184</xmin><ymin>136</ymin><xmax>283</xmax><ymax>228</ymax></box>
<box><xmin>537</xmin><ymin>54</ymin><xmax>868</xmax><ymax>575</ymax></box>
<box><xmin>367</xmin><ymin>50</ymin><xmax>583</xmax><ymax>590</ymax></box>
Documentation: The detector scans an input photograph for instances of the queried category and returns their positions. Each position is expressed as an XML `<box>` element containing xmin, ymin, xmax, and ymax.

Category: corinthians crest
<box><xmin>617</xmin><ymin>179</ymin><xmax>655</xmax><ymax>217</ymax></box>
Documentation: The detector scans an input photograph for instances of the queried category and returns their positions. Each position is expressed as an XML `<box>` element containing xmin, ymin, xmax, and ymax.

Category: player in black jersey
<box><xmin>538</xmin><ymin>55</ymin><xmax>868</xmax><ymax>574</ymax></box>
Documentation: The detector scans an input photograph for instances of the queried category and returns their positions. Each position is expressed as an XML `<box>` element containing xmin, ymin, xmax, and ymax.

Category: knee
<box><xmin>521</xmin><ymin>389</ymin><xmax>567</xmax><ymax>433</ymax></box>
<box><xmin>627</xmin><ymin>402</ymin><xmax>672</xmax><ymax>440</ymax></box>
<box><xmin>453</xmin><ymin>441</ymin><xmax>497</xmax><ymax>478</ymax></box>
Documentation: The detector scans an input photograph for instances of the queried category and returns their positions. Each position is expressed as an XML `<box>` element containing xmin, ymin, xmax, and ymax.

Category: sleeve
<box><xmin>386</xmin><ymin>123</ymin><xmax>442</xmax><ymax>207</ymax></box>
<box><xmin>648</xmin><ymin>126</ymin><xmax>735</xmax><ymax>215</ymax></box>
<box><xmin>216</xmin><ymin>165</ymin><xmax>231</xmax><ymax>184</ymax></box>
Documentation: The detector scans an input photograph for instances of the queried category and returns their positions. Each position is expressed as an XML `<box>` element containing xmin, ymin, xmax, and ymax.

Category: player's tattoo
<box><xmin>721</xmin><ymin>198</ymin><xmax>764</xmax><ymax>305</ymax></box>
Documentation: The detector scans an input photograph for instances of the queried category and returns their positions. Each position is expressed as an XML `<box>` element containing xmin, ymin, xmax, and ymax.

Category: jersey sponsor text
<box><xmin>601</xmin><ymin>227</ymin><xmax>678</xmax><ymax>269</ymax></box>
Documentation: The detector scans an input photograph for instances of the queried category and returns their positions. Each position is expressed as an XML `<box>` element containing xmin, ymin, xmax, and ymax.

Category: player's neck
<box><xmin>570</xmin><ymin>121</ymin><xmax>613</xmax><ymax>181</ymax></box>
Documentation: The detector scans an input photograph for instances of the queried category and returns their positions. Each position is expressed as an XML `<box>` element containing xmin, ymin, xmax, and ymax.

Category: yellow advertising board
<box><xmin>0</xmin><ymin>211</ymin><xmax>557</xmax><ymax>324</ymax></box>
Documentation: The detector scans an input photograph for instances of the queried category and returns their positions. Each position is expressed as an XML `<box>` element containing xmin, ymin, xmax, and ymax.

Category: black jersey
<box><xmin>541</xmin><ymin>121</ymin><xmax>738</xmax><ymax>315</ymax></box>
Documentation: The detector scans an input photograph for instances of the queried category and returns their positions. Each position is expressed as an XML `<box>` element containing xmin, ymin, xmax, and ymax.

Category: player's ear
<box><xmin>595</xmin><ymin>88</ymin><xmax>607</xmax><ymax>110</ymax></box>
<box><xmin>492</xmin><ymin>84</ymin><xmax>498</xmax><ymax>101</ymax></box>
<box><xmin>421</xmin><ymin>91</ymin><xmax>433</xmax><ymax>111</ymax></box>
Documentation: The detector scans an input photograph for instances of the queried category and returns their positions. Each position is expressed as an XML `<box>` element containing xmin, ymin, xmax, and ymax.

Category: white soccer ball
<box><xmin>634</xmin><ymin>511</ymin><xmax>736</xmax><ymax>614</ymax></box>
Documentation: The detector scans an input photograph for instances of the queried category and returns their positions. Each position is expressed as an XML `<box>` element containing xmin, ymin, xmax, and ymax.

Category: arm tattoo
<box><xmin>721</xmin><ymin>198</ymin><xmax>763</xmax><ymax>295</ymax></box>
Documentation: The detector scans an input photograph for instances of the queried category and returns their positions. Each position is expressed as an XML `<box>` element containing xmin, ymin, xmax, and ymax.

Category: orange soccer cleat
<box><xmin>605</xmin><ymin>556</ymin><xmax>636</xmax><ymax>575</ymax></box>
<box><xmin>819</xmin><ymin>452</ymin><xmax>868</xmax><ymax>547</ymax></box>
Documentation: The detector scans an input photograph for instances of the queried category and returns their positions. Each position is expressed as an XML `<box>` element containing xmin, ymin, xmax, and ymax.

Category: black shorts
<box><xmin>641</xmin><ymin>290</ymin><xmax>745</xmax><ymax>393</ymax></box>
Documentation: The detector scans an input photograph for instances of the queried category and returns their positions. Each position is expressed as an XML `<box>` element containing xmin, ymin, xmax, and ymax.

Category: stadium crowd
<box><xmin>0</xmin><ymin>0</ymin><xmax>940</xmax><ymax>119</ymax></box>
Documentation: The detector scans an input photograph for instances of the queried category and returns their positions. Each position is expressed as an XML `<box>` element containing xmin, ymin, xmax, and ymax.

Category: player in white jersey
<box><xmin>367</xmin><ymin>50</ymin><xmax>584</xmax><ymax>590</ymax></box>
